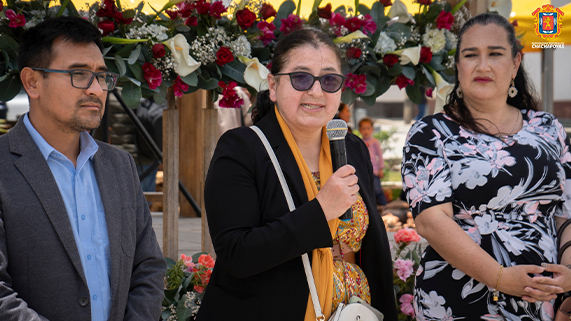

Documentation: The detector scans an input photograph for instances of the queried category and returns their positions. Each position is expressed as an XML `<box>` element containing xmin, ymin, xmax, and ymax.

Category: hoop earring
<box><xmin>456</xmin><ymin>86</ymin><xmax>463</xmax><ymax>99</ymax></box>
<box><xmin>508</xmin><ymin>78</ymin><xmax>518</xmax><ymax>98</ymax></box>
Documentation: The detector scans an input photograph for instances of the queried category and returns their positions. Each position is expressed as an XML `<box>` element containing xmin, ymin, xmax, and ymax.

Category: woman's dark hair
<box><xmin>444</xmin><ymin>13</ymin><xmax>539</xmax><ymax>134</ymax></box>
<box><xmin>251</xmin><ymin>28</ymin><xmax>342</xmax><ymax>124</ymax></box>
<box><xmin>338</xmin><ymin>102</ymin><xmax>348</xmax><ymax>113</ymax></box>
<box><xmin>18</xmin><ymin>16</ymin><xmax>104</xmax><ymax>73</ymax></box>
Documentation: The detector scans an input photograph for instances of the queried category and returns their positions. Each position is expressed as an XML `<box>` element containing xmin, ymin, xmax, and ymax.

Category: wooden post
<box><xmin>541</xmin><ymin>48</ymin><xmax>554</xmax><ymax>113</ymax></box>
<box><xmin>163</xmin><ymin>88</ymin><xmax>179</xmax><ymax>259</ymax></box>
<box><xmin>202</xmin><ymin>91</ymin><xmax>217</xmax><ymax>256</ymax></box>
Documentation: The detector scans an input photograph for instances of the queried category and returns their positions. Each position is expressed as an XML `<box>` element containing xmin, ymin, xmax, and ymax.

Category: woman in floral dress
<box><xmin>402</xmin><ymin>13</ymin><xmax>571</xmax><ymax>320</ymax></box>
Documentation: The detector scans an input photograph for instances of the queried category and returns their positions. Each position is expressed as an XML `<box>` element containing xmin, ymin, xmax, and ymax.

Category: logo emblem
<box><xmin>533</xmin><ymin>4</ymin><xmax>564</xmax><ymax>40</ymax></box>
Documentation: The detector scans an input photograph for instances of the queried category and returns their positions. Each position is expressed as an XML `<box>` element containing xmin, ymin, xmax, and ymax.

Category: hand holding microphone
<box><xmin>315</xmin><ymin>120</ymin><xmax>358</xmax><ymax>221</ymax></box>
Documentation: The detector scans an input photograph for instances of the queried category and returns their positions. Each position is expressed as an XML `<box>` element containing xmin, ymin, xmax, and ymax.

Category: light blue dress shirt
<box><xmin>24</xmin><ymin>114</ymin><xmax>111</xmax><ymax>321</ymax></box>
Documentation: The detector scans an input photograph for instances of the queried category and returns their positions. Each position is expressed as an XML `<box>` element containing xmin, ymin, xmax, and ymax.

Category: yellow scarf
<box><xmin>274</xmin><ymin>107</ymin><xmax>340</xmax><ymax>320</ymax></box>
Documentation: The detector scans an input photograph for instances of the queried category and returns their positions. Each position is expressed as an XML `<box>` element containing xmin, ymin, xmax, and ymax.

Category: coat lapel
<box><xmin>9</xmin><ymin>119</ymin><xmax>87</xmax><ymax>284</ymax></box>
<box><xmin>92</xmin><ymin>149</ymin><xmax>122</xmax><ymax>300</ymax></box>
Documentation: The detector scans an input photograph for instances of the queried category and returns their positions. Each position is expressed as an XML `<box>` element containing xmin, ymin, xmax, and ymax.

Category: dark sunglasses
<box><xmin>274</xmin><ymin>72</ymin><xmax>345</xmax><ymax>93</ymax></box>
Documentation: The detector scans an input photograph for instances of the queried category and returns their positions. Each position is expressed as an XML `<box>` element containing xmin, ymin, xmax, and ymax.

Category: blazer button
<box><xmin>79</xmin><ymin>296</ymin><xmax>89</xmax><ymax>307</ymax></box>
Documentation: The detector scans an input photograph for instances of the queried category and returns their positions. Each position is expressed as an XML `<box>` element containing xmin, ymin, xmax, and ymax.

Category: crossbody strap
<box><xmin>250</xmin><ymin>126</ymin><xmax>325</xmax><ymax>321</ymax></box>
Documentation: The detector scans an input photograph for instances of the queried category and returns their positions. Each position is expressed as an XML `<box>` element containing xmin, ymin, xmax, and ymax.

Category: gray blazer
<box><xmin>0</xmin><ymin>118</ymin><xmax>166</xmax><ymax>320</ymax></box>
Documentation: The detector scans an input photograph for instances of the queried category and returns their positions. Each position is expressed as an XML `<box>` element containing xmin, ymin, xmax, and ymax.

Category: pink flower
<box><xmin>394</xmin><ymin>258</ymin><xmax>414</xmax><ymax>281</ymax></box>
<box><xmin>142</xmin><ymin>63</ymin><xmax>162</xmax><ymax>90</ymax></box>
<box><xmin>394</xmin><ymin>227</ymin><xmax>421</xmax><ymax>244</ymax></box>
<box><xmin>6</xmin><ymin>9</ymin><xmax>26</xmax><ymax>28</ymax></box>
<box><xmin>395</xmin><ymin>74</ymin><xmax>414</xmax><ymax>90</ymax></box>
<box><xmin>198</xmin><ymin>254</ymin><xmax>216</xmax><ymax>268</ymax></box>
<box><xmin>209</xmin><ymin>1</ymin><xmax>227</xmax><ymax>19</ymax></box>
<box><xmin>195</xmin><ymin>0</ymin><xmax>211</xmax><ymax>15</ymax></box>
<box><xmin>344</xmin><ymin>17</ymin><xmax>362</xmax><ymax>32</ymax></box>
<box><xmin>280</xmin><ymin>14</ymin><xmax>303</xmax><ymax>35</ymax></box>
<box><xmin>173</xmin><ymin>76</ymin><xmax>190</xmax><ymax>97</ymax></box>
<box><xmin>420</xmin><ymin>46</ymin><xmax>433</xmax><ymax>64</ymax></box>
<box><xmin>180</xmin><ymin>253</ymin><xmax>195</xmax><ymax>270</ymax></box>
<box><xmin>361</xmin><ymin>14</ymin><xmax>377</xmax><ymax>35</ymax></box>
<box><xmin>218</xmin><ymin>81</ymin><xmax>244</xmax><ymax>108</ymax></box>
<box><xmin>436</xmin><ymin>11</ymin><xmax>454</xmax><ymax>30</ymax></box>
<box><xmin>425</xmin><ymin>87</ymin><xmax>433</xmax><ymax>98</ymax></box>
<box><xmin>258</xmin><ymin>20</ymin><xmax>276</xmax><ymax>45</ymax></box>
<box><xmin>399</xmin><ymin>294</ymin><xmax>415</xmax><ymax>316</ymax></box>
<box><xmin>344</xmin><ymin>73</ymin><xmax>367</xmax><ymax>94</ymax></box>
<box><xmin>329</xmin><ymin>13</ymin><xmax>346</xmax><ymax>37</ymax></box>
<box><xmin>185</xmin><ymin>16</ymin><xmax>198</xmax><ymax>26</ymax></box>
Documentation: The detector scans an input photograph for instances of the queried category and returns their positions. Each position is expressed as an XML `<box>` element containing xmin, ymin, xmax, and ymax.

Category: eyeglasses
<box><xmin>32</xmin><ymin>68</ymin><xmax>119</xmax><ymax>91</ymax></box>
<box><xmin>274</xmin><ymin>72</ymin><xmax>345</xmax><ymax>93</ymax></box>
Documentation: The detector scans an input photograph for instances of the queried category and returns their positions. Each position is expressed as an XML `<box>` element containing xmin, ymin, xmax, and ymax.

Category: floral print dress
<box><xmin>401</xmin><ymin>110</ymin><xmax>571</xmax><ymax>320</ymax></box>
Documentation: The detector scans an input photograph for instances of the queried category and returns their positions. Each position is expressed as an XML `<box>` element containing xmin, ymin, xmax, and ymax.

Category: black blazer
<box><xmin>197</xmin><ymin>108</ymin><xmax>397</xmax><ymax>321</ymax></box>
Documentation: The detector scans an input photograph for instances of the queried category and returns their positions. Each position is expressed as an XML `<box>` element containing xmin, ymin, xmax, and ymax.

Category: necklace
<box><xmin>496</xmin><ymin>110</ymin><xmax>521</xmax><ymax>142</ymax></box>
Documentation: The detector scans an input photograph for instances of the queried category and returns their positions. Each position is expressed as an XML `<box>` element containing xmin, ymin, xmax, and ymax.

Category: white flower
<box><xmin>238</xmin><ymin>56</ymin><xmax>270</xmax><ymax>91</ymax></box>
<box><xmin>394</xmin><ymin>45</ymin><xmax>421</xmax><ymax>65</ymax></box>
<box><xmin>164</xmin><ymin>34</ymin><xmax>200</xmax><ymax>77</ymax></box>
<box><xmin>432</xmin><ymin>70</ymin><xmax>453</xmax><ymax>113</ymax></box>
<box><xmin>388</xmin><ymin>0</ymin><xmax>412</xmax><ymax>24</ymax></box>
<box><xmin>423</xmin><ymin>28</ymin><xmax>447</xmax><ymax>53</ymax></box>
<box><xmin>374</xmin><ymin>32</ymin><xmax>397</xmax><ymax>55</ymax></box>
<box><xmin>488</xmin><ymin>0</ymin><xmax>512</xmax><ymax>19</ymax></box>
<box><xmin>445</xmin><ymin>29</ymin><xmax>458</xmax><ymax>50</ymax></box>
<box><xmin>127</xmin><ymin>24</ymin><xmax>169</xmax><ymax>42</ymax></box>
<box><xmin>333</xmin><ymin>30</ymin><xmax>369</xmax><ymax>44</ymax></box>
<box><xmin>189</xmin><ymin>26</ymin><xmax>230</xmax><ymax>64</ymax></box>
<box><xmin>229</xmin><ymin>36</ymin><xmax>251</xmax><ymax>59</ymax></box>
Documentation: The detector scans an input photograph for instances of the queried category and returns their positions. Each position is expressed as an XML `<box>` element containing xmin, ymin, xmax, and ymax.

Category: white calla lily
<box><xmin>388</xmin><ymin>0</ymin><xmax>412</xmax><ymax>24</ymax></box>
<box><xmin>432</xmin><ymin>70</ymin><xmax>454</xmax><ymax>113</ymax></box>
<box><xmin>164</xmin><ymin>34</ymin><xmax>200</xmax><ymax>77</ymax></box>
<box><xmin>239</xmin><ymin>56</ymin><xmax>270</xmax><ymax>91</ymax></box>
<box><xmin>488</xmin><ymin>0</ymin><xmax>512</xmax><ymax>19</ymax></box>
<box><xmin>393</xmin><ymin>45</ymin><xmax>421</xmax><ymax>65</ymax></box>
<box><xmin>333</xmin><ymin>30</ymin><xmax>369</xmax><ymax>44</ymax></box>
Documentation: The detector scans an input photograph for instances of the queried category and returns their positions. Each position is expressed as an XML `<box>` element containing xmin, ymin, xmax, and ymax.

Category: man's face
<box><xmin>35</xmin><ymin>38</ymin><xmax>108</xmax><ymax>133</ymax></box>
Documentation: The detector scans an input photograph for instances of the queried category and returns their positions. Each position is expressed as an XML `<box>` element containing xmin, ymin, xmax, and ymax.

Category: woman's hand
<box><xmin>499</xmin><ymin>265</ymin><xmax>563</xmax><ymax>302</ymax></box>
<box><xmin>526</xmin><ymin>263</ymin><xmax>571</xmax><ymax>301</ymax></box>
<box><xmin>315</xmin><ymin>164</ymin><xmax>359</xmax><ymax>221</ymax></box>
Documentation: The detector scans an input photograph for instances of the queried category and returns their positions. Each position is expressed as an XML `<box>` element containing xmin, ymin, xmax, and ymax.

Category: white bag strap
<box><xmin>250</xmin><ymin>126</ymin><xmax>325</xmax><ymax>321</ymax></box>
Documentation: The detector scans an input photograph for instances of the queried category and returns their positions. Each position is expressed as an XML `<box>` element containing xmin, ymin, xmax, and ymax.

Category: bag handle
<box><xmin>250</xmin><ymin>126</ymin><xmax>326</xmax><ymax>321</ymax></box>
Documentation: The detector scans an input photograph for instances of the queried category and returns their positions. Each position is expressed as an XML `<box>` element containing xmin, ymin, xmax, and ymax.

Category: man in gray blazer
<box><xmin>0</xmin><ymin>16</ymin><xmax>166</xmax><ymax>320</ymax></box>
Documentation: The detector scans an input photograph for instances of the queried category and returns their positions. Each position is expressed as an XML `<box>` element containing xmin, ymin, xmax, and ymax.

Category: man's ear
<box><xmin>20</xmin><ymin>67</ymin><xmax>41</xmax><ymax>99</ymax></box>
<box><xmin>268</xmin><ymin>73</ymin><xmax>277</xmax><ymax>102</ymax></box>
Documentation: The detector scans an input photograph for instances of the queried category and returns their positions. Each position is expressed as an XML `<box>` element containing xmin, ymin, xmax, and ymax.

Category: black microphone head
<box><xmin>326</xmin><ymin>119</ymin><xmax>348</xmax><ymax>141</ymax></box>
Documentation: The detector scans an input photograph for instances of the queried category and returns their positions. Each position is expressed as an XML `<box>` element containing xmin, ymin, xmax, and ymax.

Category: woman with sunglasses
<box><xmin>196</xmin><ymin>28</ymin><xmax>397</xmax><ymax>321</ymax></box>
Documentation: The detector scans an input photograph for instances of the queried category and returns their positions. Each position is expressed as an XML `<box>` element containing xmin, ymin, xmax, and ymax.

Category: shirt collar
<box><xmin>23</xmin><ymin>113</ymin><xmax>99</xmax><ymax>161</ymax></box>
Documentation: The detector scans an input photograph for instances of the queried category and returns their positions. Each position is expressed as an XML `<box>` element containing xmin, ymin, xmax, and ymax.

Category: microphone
<box><xmin>326</xmin><ymin>119</ymin><xmax>352</xmax><ymax>220</ymax></box>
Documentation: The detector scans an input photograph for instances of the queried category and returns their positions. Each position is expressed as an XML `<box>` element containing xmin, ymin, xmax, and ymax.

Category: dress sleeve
<box><xmin>555</xmin><ymin>119</ymin><xmax>571</xmax><ymax>219</ymax></box>
<box><xmin>401</xmin><ymin>118</ymin><xmax>454</xmax><ymax>218</ymax></box>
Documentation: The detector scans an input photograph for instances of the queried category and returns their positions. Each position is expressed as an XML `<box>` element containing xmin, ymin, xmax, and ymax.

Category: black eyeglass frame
<box><xmin>31</xmin><ymin>67</ymin><xmax>119</xmax><ymax>91</ymax></box>
<box><xmin>274</xmin><ymin>72</ymin><xmax>346</xmax><ymax>93</ymax></box>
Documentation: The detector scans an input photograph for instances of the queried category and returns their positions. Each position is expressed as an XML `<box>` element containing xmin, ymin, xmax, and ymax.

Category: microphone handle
<box><xmin>329</xmin><ymin>140</ymin><xmax>352</xmax><ymax>220</ymax></box>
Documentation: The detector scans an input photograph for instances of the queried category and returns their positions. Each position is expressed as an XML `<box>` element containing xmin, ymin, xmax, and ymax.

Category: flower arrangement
<box><xmin>0</xmin><ymin>0</ymin><xmax>470</xmax><ymax>108</ymax></box>
<box><xmin>392</xmin><ymin>227</ymin><xmax>423</xmax><ymax>320</ymax></box>
<box><xmin>161</xmin><ymin>252</ymin><xmax>215</xmax><ymax>321</ymax></box>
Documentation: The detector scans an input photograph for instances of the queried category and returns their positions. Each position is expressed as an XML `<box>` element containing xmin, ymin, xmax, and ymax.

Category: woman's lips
<box><xmin>474</xmin><ymin>77</ymin><xmax>493</xmax><ymax>83</ymax></box>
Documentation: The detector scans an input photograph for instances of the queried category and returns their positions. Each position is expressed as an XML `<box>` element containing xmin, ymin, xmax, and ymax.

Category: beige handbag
<box><xmin>251</xmin><ymin>126</ymin><xmax>383</xmax><ymax>321</ymax></box>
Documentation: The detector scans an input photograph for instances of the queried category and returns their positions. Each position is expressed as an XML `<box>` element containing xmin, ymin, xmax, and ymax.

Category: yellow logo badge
<box><xmin>533</xmin><ymin>4</ymin><xmax>564</xmax><ymax>40</ymax></box>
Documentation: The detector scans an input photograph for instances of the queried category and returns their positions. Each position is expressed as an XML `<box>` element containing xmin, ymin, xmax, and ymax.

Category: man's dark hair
<box><xmin>18</xmin><ymin>16</ymin><xmax>104</xmax><ymax>72</ymax></box>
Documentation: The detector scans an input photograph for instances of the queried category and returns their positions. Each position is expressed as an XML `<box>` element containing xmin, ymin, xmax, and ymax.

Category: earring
<box><xmin>456</xmin><ymin>86</ymin><xmax>463</xmax><ymax>99</ymax></box>
<box><xmin>508</xmin><ymin>78</ymin><xmax>518</xmax><ymax>98</ymax></box>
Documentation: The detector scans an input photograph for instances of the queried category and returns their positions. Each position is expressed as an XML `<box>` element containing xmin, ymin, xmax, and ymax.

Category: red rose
<box><xmin>380</xmin><ymin>0</ymin><xmax>392</xmax><ymax>7</ymax></box>
<box><xmin>317</xmin><ymin>3</ymin><xmax>332</xmax><ymax>19</ymax></box>
<box><xmin>97</xmin><ymin>20</ymin><xmax>115</xmax><ymax>36</ymax></box>
<box><xmin>218</xmin><ymin>81</ymin><xmax>244</xmax><ymax>108</ymax></box>
<box><xmin>393</xmin><ymin>227</ymin><xmax>421</xmax><ymax>244</ymax></box>
<box><xmin>209</xmin><ymin>1</ymin><xmax>227</xmax><ymax>19</ymax></box>
<box><xmin>142</xmin><ymin>63</ymin><xmax>162</xmax><ymax>90</ymax></box>
<box><xmin>178</xmin><ymin>1</ymin><xmax>194</xmax><ymax>18</ymax></box>
<box><xmin>173</xmin><ymin>76</ymin><xmax>189</xmax><ymax>97</ymax></box>
<box><xmin>344</xmin><ymin>17</ymin><xmax>362</xmax><ymax>32</ymax></box>
<box><xmin>419</xmin><ymin>46</ymin><xmax>432</xmax><ymax>64</ymax></box>
<box><xmin>185</xmin><ymin>16</ymin><xmax>198</xmax><ymax>26</ymax></box>
<box><xmin>425</xmin><ymin>87</ymin><xmax>433</xmax><ymax>98</ymax></box>
<box><xmin>215</xmin><ymin>46</ymin><xmax>234</xmax><ymax>66</ymax></box>
<box><xmin>96</xmin><ymin>0</ymin><xmax>117</xmax><ymax>18</ymax></box>
<box><xmin>436</xmin><ymin>11</ymin><xmax>454</xmax><ymax>30</ymax></box>
<box><xmin>395</xmin><ymin>74</ymin><xmax>414</xmax><ymax>90</ymax></box>
<box><xmin>165</xmin><ymin>9</ymin><xmax>179</xmax><ymax>20</ymax></box>
<box><xmin>195</xmin><ymin>0</ymin><xmax>210</xmax><ymax>15</ymax></box>
<box><xmin>152</xmin><ymin>43</ymin><xmax>165</xmax><ymax>58</ymax></box>
<box><xmin>346</xmin><ymin>47</ymin><xmax>362</xmax><ymax>59</ymax></box>
<box><xmin>417</xmin><ymin>0</ymin><xmax>432</xmax><ymax>5</ymax></box>
<box><xmin>260</xmin><ymin>3</ymin><xmax>277</xmax><ymax>20</ymax></box>
<box><xmin>113</xmin><ymin>11</ymin><xmax>133</xmax><ymax>25</ymax></box>
<box><xmin>236</xmin><ymin>8</ymin><xmax>256</xmax><ymax>29</ymax></box>
<box><xmin>383</xmin><ymin>54</ymin><xmax>399</xmax><ymax>68</ymax></box>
